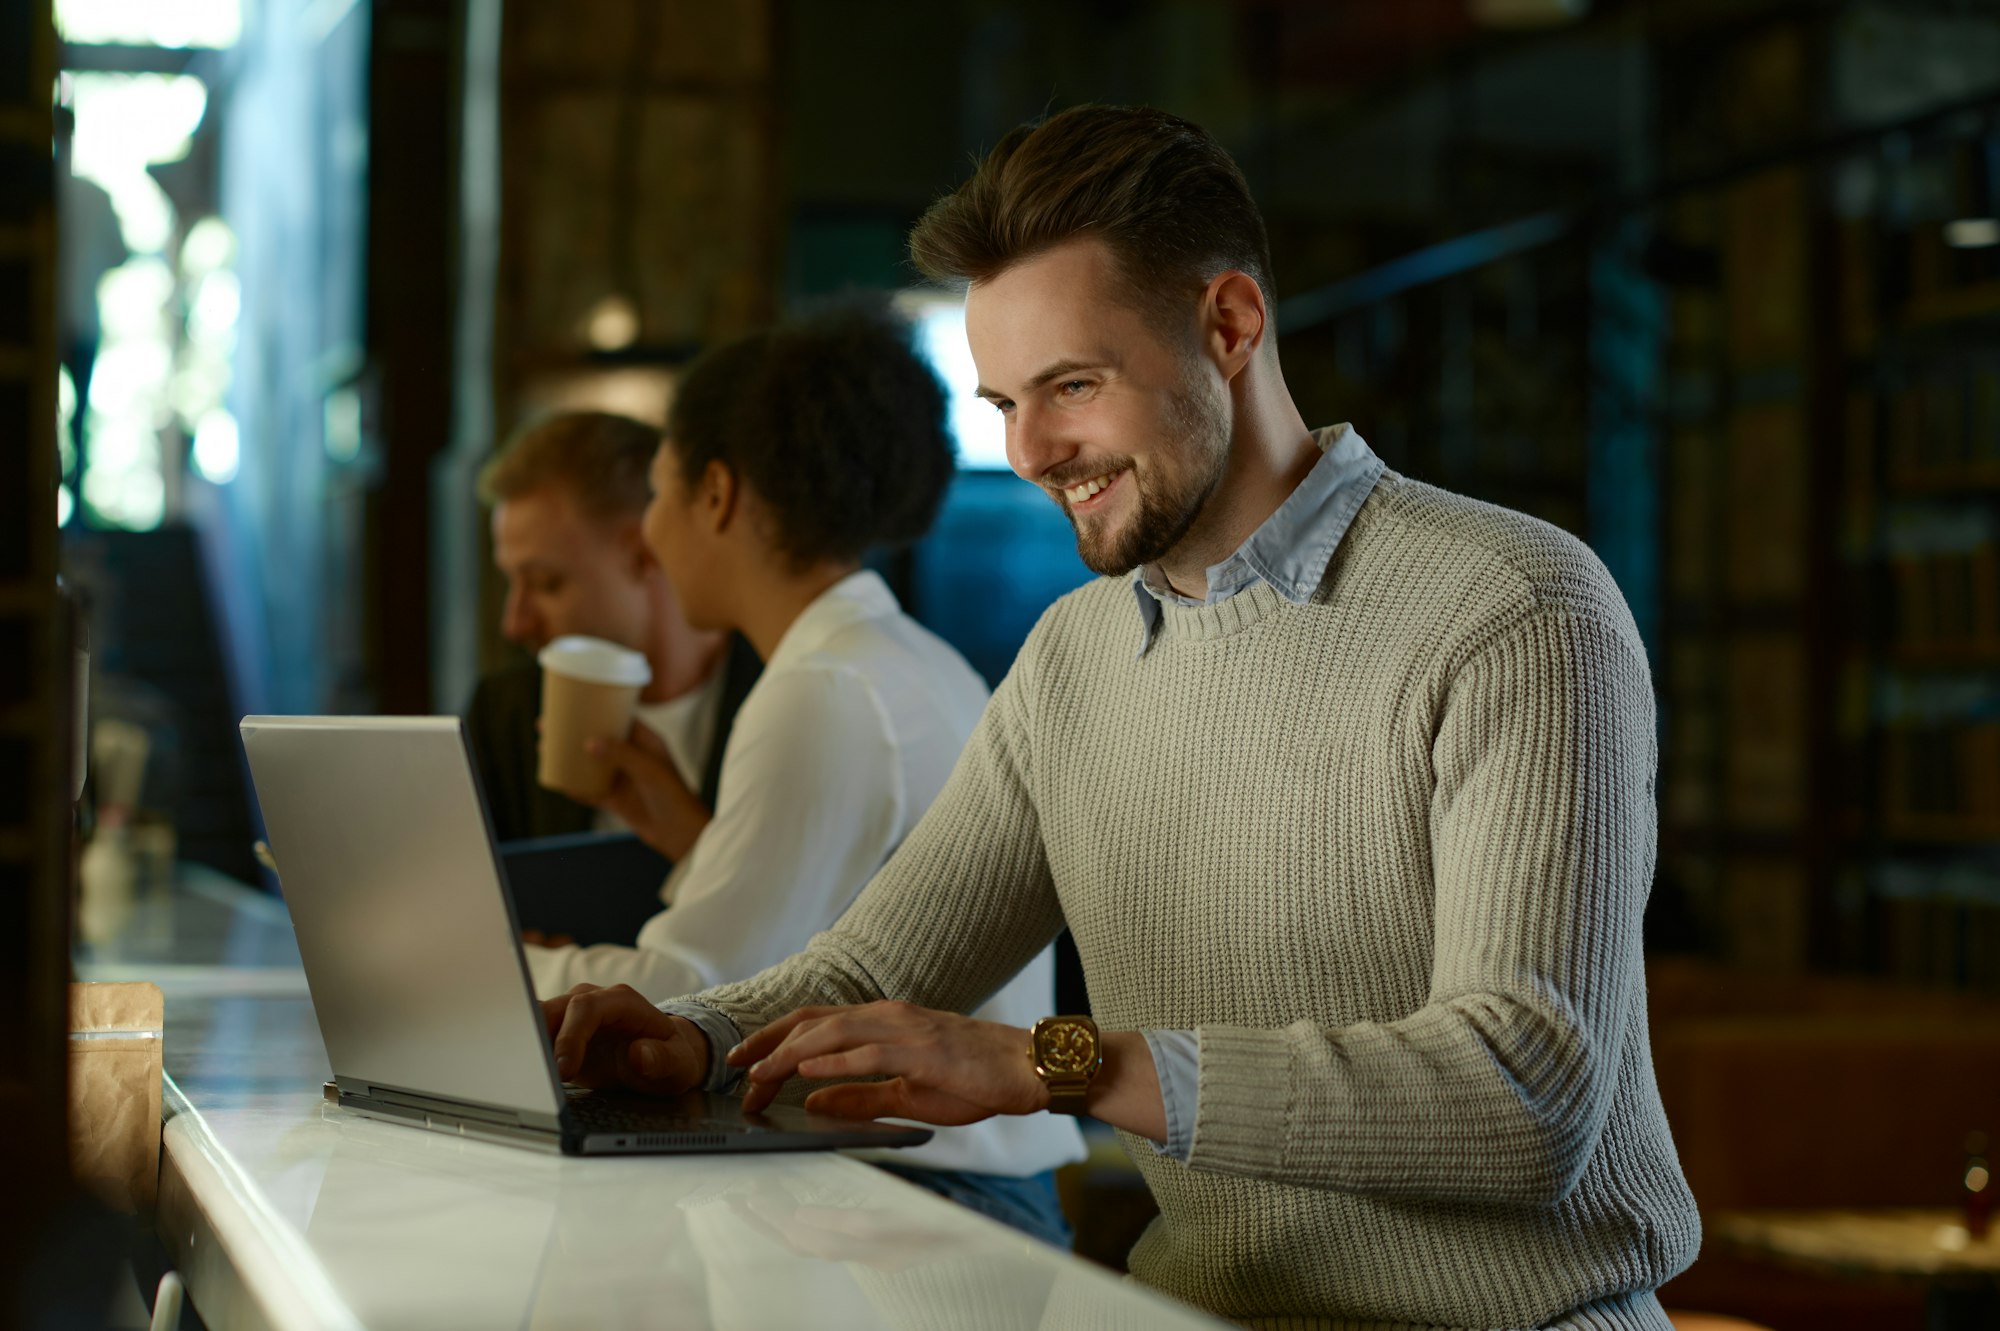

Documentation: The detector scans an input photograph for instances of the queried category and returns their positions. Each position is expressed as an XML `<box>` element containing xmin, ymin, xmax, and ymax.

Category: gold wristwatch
<box><xmin>1030</xmin><ymin>1015</ymin><xmax>1102</xmax><ymax>1116</ymax></box>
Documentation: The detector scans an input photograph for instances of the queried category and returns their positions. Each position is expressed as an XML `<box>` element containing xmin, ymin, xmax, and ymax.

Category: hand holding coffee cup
<box><xmin>536</xmin><ymin>636</ymin><xmax>651</xmax><ymax>802</ymax></box>
<box><xmin>584</xmin><ymin>723</ymin><xmax>712</xmax><ymax>861</ymax></box>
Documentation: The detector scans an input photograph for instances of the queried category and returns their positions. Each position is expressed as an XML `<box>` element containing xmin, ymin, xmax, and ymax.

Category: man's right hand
<box><xmin>542</xmin><ymin>982</ymin><xmax>709</xmax><ymax>1096</ymax></box>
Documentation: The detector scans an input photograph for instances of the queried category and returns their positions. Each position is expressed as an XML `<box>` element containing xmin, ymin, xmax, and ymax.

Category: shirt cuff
<box><xmin>657</xmin><ymin>1001</ymin><xmax>745</xmax><ymax>1093</ymax></box>
<box><xmin>1142</xmin><ymin>1028</ymin><xmax>1199</xmax><ymax>1163</ymax></box>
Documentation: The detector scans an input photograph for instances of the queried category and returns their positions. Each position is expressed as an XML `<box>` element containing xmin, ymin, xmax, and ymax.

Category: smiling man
<box><xmin>544</xmin><ymin>106</ymin><xmax>1701</xmax><ymax>1330</ymax></box>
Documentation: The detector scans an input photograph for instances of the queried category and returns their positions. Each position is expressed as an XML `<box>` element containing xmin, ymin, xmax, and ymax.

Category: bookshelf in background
<box><xmin>1844</xmin><ymin>123</ymin><xmax>2000</xmax><ymax>992</ymax></box>
<box><xmin>1653</xmin><ymin>122</ymin><xmax>1841</xmax><ymax>979</ymax></box>
<box><xmin>1652</xmin><ymin>10</ymin><xmax>2000</xmax><ymax>993</ymax></box>
<box><xmin>1647</xmin><ymin>14</ymin><xmax>1830</xmax><ymax>978</ymax></box>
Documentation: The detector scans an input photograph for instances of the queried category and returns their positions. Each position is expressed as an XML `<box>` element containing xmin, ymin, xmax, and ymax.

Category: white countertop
<box><xmin>81</xmin><ymin>867</ymin><xmax>1227</xmax><ymax>1331</ymax></box>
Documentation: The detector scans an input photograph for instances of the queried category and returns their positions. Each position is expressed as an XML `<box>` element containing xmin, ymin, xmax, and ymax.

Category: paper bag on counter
<box><xmin>68</xmin><ymin>981</ymin><xmax>163</xmax><ymax>1211</ymax></box>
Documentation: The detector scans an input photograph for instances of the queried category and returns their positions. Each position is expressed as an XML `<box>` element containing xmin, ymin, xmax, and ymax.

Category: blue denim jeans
<box><xmin>871</xmin><ymin>1162</ymin><xmax>1073</xmax><ymax>1250</ymax></box>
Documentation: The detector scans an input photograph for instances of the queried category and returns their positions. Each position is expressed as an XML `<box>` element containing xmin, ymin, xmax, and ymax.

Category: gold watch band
<box><xmin>1045</xmin><ymin>1083</ymin><xmax>1093</xmax><ymax>1116</ymax></box>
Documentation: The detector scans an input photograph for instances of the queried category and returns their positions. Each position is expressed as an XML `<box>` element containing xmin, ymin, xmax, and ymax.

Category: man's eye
<box><xmin>1058</xmin><ymin>380</ymin><xmax>1091</xmax><ymax>397</ymax></box>
<box><xmin>989</xmin><ymin>399</ymin><xmax>1014</xmax><ymax>415</ymax></box>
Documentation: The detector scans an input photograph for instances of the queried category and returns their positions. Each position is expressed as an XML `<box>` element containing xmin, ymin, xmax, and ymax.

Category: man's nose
<box><xmin>500</xmin><ymin>589</ymin><xmax>540</xmax><ymax>649</ymax></box>
<box><xmin>1007</xmin><ymin>400</ymin><xmax>1076</xmax><ymax>487</ymax></box>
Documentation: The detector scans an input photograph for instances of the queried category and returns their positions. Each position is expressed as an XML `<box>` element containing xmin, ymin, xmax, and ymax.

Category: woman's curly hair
<box><xmin>665</xmin><ymin>300</ymin><xmax>956</xmax><ymax>566</ymax></box>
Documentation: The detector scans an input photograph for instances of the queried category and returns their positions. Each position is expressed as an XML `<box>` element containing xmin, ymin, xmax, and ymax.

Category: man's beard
<box><xmin>1066</xmin><ymin>368</ymin><xmax>1230</xmax><ymax>577</ymax></box>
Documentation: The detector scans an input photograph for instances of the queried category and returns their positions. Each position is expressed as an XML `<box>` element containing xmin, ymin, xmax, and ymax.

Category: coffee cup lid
<box><xmin>537</xmin><ymin>636</ymin><xmax>652</xmax><ymax>687</ymax></box>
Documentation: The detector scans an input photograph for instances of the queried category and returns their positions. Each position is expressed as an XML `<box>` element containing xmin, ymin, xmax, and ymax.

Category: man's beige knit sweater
<box><xmin>689</xmin><ymin>469</ymin><xmax>1702</xmax><ymax>1330</ymax></box>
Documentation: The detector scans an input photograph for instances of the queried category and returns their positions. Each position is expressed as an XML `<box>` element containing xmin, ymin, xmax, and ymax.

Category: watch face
<box><xmin>1038</xmin><ymin>1020</ymin><xmax>1097</xmax><ymax>1074</ymax></box>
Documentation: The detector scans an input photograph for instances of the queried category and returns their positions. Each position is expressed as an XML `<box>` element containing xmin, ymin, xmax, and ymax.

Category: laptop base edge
<box><xmin>338</xmin><ymin>1095</ymin><xmax>565</xmax><ymax>1154</ymax></box>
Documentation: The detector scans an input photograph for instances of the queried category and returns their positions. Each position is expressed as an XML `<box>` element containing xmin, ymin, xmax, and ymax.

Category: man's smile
<box><xmin>1059</xmin><ymin>466</ymin><xmax>1128</xmax><ymax>514</ymax></box>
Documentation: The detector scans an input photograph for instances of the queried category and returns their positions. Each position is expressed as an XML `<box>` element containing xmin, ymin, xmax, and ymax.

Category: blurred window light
<box><xmin>95</xmin><ymin>256</ymin><xmax>174</xmax><ymax>341</ymax></box>
<box><xmin>174</xmin><ymin>220</ymin><xmax>237</xmax><ymax>433</ymax></box>
<box><xmin>64</xmin><ymin>73</ymin><xmax>202</xmax><ymax>533</ymax></box>
<box><xmin>85</xmin><ymin>407</ymin><xmax>152</xmax><ymax>473</ymax></box>
<box><xmin>79</xmin><ymin>266</ymin><xmax>173</xmax><ymax>531</ymax></box>
<box><xmin>80</xmin><ymin>415</ymin><xmax>165</xmax><ymax>529</ymax></box>
<box><xmin>57</xmin><ymin>364</ymin><xmax>78</xmax><ymax>476</ymax></box>
<box><xmin>57</xmin><ymin>0</ymin><xmax>241</xmax><ymax>48</ymax></box>
<box><xmin>90</xmin><ymin>466</ymin><xmax>165</xmax><ymax>529</ymax></box>
<box><xmin>179</xmin><ymin>216</ymin><xmax>237</xmax><ymax>277</ymax></box>
<box><xmin>1945</xmin><ymin>217</ymin><xmax>2000</xmax><ymax>249</ymax></box>
<box><xmin>86</xmin><ymin>335</ymin><xmax>173</xmax><ymax>420</ymax></box>
<box><xmin>57</xmin><ymin>485</ymin><xmax>76</xmax><ymax>528</ymax></box>
<box><xmin>192</xmin><ymin>409</ymin><xmax>239</xmax><ymax>484</ymax></box>
<box><xmin>68</xmin><ymin>74</ymin><xmax>208</xmax><ymax>175</ymax></box>
<box><xmin>189</xmin><ymin>268</ymin><xmax>240</xmax><ymax>342</ymax></box>
<box><xmin>100</xmin><ymin>179</ymin><xmax>172</xmax><ymax>263</ymax></box>
<box><xmin>168</xmin><ymin>357</ymin><xmax>229</xmax><ymax>428</ymax></box>
<box><xmin>69</xmin><ymin>74</ymin><xmax>206</xmax><ymax>254</ymax></box>
<box><xmin>896</xmin><ymin>290</ymin><xmax>1010</xmax><ymax>471</ymax></box>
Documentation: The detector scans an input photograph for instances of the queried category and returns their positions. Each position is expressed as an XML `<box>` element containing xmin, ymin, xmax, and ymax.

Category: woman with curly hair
<box><xmin>526</xmin><ymin>301</ymin><xmax>1083</xmax><ymax>1244</ymax></box>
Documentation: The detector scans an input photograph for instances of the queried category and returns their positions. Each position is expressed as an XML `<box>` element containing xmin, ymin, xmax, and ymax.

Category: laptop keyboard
<box><xmin>565</xmin><ymin>1090</ymin><xmax>766</xmax><ymax>1135</ymax></box>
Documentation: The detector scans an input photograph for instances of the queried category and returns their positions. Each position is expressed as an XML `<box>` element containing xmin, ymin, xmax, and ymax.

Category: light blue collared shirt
<box><xmin>1138</xmin><ymin>424</ymin><xmax>1383</xmax><ymax>1161</ymax></box>
<box><xmin>1130</xmin><ymin>422</ymin><xmax>1385</xmax><ymax>658</ymax></box>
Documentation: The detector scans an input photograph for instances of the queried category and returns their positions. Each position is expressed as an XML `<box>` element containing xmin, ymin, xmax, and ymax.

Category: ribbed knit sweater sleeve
<box><xmin>683</xmin><ymin>633</ymin><xmax>1067</xmax><ymax>1035</ymax></box>
<box><xmin>1186</xmin><ymin>608</ymin><xmax>1656</xmax><ymax>1206</ymax></box>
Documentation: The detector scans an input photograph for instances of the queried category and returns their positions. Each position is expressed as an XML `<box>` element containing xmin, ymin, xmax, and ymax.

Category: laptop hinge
<box><xmin>348</xmin><ymin>1081</ymin><xmax>560</xmax><ymax>1133</ymax></box>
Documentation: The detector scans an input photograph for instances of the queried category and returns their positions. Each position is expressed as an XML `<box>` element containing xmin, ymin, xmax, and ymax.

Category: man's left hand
<box><xmin>727</xmin><ymin>1000</ymin><xmax>1049</xmax><ymax>1123</ymax></box>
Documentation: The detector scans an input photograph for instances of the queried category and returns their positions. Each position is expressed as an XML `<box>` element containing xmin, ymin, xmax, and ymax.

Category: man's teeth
<box><xmin>1063</xmin><ymin>471</ymin><xmax>1119</xmax><ymax>504</ymax></box>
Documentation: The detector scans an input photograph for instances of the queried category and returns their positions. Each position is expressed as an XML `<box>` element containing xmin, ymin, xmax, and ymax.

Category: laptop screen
<box><xmin>241</xmin><ymin>716</ymin><xmax>564</xmax><ymax>1119</ymax></box>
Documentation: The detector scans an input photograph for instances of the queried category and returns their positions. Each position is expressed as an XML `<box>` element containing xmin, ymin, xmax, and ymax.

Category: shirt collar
<box><xmin>766</xmin><ymin>569</ymin><xmax>903</xmax><ymax>671</ymax></box>
<box><xmin>1130</xmin><ymin>423</ymin><xmax>1384</xmax><ymax>656</ymax></box>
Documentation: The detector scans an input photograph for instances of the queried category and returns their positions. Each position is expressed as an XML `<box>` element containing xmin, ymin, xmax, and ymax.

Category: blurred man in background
<box><xmin>467</xmin><ymin>410</ymin><xmax>760</xmax><ymax>842</ymax></box>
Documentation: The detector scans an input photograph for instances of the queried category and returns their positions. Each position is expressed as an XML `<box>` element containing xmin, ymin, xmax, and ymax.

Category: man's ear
<box><xmin>1200</xmin><ymin>270</ymin><xmax>1267</xmax><ymax>383</ymax></box>
<box><xmin>701</xmin><ymin>459</ymin><xmax>739</xmax><ymax>535</ymax></box>
<box><xmin>617</xmin><ymin>517</ymin><xmax>656</xmax><ymax>580</ymax></box>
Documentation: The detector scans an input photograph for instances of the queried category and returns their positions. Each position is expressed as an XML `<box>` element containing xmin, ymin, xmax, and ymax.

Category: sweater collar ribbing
<box><xmin>1150</xmin><ymin>578</ymin><xmax>1292</xmax><ymax>645</ymax></box>
<box><xmin>1130</xmin><ymin>424</ymin><xmax>1384</xmax><ymax>657</ymax></box>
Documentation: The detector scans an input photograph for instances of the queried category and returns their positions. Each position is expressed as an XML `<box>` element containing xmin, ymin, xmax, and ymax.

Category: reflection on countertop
<box><xmin>80</xmin><ymin>866</ymin><xmax>1226</xmax><ymax>1331</ymax></box>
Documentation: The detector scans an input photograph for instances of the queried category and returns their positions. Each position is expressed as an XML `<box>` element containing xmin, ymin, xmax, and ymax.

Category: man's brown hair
<box><xmin>907</xmin><ymin>104</ymin><xmax>1275</xmax><ymax>340</ymax></box>
<box><xmin>476</xmin><ymin>410</ymin><xmax>658</xmax><ymax>521</ymax></box>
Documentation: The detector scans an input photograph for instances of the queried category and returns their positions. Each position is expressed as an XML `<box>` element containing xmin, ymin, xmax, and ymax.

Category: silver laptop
<box><xmin>239</xmin><ymin>714</ymin><xmax>933</xmax><ymax>1157</ymax></box>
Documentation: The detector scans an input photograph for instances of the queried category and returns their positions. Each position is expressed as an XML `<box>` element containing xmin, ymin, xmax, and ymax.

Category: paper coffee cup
<box><xmin>536</xmin><ymin>636</ymin><xmax>652</xmax><ymax>801</ymax></box>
